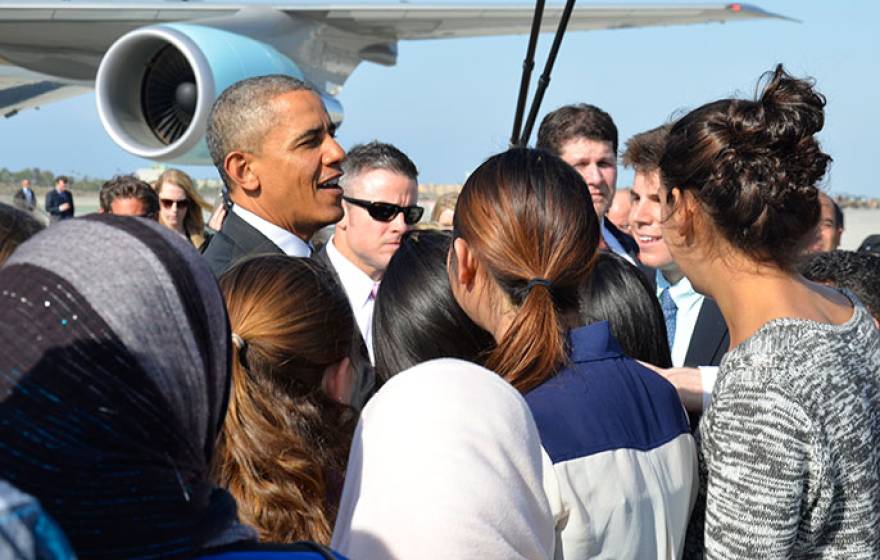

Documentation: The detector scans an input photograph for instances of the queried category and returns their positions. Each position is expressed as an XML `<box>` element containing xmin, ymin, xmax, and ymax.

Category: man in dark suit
<box><xmin>201</xmin><ymin>75</ymin><xmax>345</xmax><ymax>277</ymax></box>
<box><xmin>12</xmin><ymin>179</ymin><xmax>37</xmax><ymax>213</ymax></box>
<box><xmin>536</xmin><ymin>103</ymin><xmax>639</xmax><ymax>263</ymax></box>
<box><xmin>45</xmin><ymin>176</ymin><xmax>74</xmax><ymax>223</ymax></box>
<box><xmin>624</xmin><ymin>124</ymin><xmax>730</xmax><ymax>418</ymax></box>
<box><xmin>313</xmin><ymin>142</ymin><xmax>421</xmax><ymax>398</ymax></box>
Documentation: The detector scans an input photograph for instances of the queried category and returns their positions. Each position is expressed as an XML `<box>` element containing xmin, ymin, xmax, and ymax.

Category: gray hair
<box><xmin>206</xmin><ymin>75</ymin><xmax>315</xmax><ymax>187</ymax></box>
<box><xmin>340</xmin><ymin>141</ymin><xmax>419</xmax><ymax>192</ymax></box>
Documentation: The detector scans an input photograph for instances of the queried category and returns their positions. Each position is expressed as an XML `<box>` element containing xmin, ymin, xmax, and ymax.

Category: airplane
<box><xmin>0</xmin><ymin>2</ymin><xmax>784</xmax><ymax>164</ymax></box>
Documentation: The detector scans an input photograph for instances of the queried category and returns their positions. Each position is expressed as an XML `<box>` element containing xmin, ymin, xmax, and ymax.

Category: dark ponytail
<box><xmin>454</xmin><ymin>148</ymin><xmax>600</xmax><ymax>393</ymax></box>
<box><xmin>660</xmin><ymin>64</ymin><xmax>832</xmax><ymax>270</ymax></box>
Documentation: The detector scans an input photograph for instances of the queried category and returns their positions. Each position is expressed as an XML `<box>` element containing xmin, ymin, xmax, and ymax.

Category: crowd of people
<box><xmin>0</xmin><ymin>63</ymin><xmax>878</xmax><ymax>560</ymax></box>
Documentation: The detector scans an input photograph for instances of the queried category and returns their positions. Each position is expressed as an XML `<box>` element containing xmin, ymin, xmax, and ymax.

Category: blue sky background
<box><xmin>2</xmin><ymin>0</ymin><xmax>878</xmax><ymax>196</ymax></box>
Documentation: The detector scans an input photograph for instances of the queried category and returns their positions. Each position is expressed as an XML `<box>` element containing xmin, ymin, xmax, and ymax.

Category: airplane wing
<box><xmin>308</xmin><ymin>3</ymin><xmax>788</xmax><ymax>39</ymax></box>
<box><xmin>0</xmin><ymin>63</ymin><xmax>90</xmax><ymax>118</ymax></box>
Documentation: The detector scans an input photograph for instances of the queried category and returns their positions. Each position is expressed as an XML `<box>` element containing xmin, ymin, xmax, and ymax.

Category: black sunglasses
<box><xmin>343</xmin><ymin>196</ymin><xmax>424</xmax><ymax>225</ymax></box>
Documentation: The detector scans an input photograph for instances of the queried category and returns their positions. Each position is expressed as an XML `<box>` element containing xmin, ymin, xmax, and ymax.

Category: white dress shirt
<box><xmin>231</xmin><ymin>204</ymin><xmax>311</xmax><ymax>257</ymax></box>
<box><xmin>326</xmin><ymin>236</ymin><xmax>377</xmax><ymax>363</ymax></box>
<box><xmin>601</xmin><ymin>221</ymin><xmax>636</xmax><ymax>265</ymax></box>
<box><xmin>656</xmin><ymin>270</ymin><xmax>718</xmax><ymax>410</ymax></box>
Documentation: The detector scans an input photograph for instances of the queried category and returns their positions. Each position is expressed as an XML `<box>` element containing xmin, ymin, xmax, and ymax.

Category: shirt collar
<box><xmin>231</xmin><ymin>204</ymin><xmax>311</xmax><ymax>258</ymax></box>
<box><xmin>655</xmin><ymin>269</ymin><xmax>703</xmax><ymax>309</ymax></box>
<box><xmin>326</xmin><ymin>235</ymin><xmax>377</xmax><ymax>307</ymax></box>
<box><xmin>568</xmin><ymin>322</ymin><xmax>624</xmax><ymax>363</ymax></box>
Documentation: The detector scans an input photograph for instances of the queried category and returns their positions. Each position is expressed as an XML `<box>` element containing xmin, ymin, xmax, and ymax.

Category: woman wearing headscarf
<box><xmin>331</xmin><ymin>358</ymin><xmax>557</xmax><ymax>559</ymax></box>
<box><xmin>0</xmin><ymin>216</ymin><xmax>341</xmax><ymax>559</ymax></box>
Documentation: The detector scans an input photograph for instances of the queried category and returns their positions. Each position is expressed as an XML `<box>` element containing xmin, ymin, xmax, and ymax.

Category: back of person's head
<box><xmin>536</xmin><ymin>103</ymin><xmax>618</xmax><ymax>156</ymax></box>
<box><xmin>216</xmin><ymin>255</ymin><xmax>357</xmax><ymax>544</ymax></box>
<box><xmin>332</xmin><ymin>359</ymin><xmax>555</xmax><ymax>559</ymax></box>
<box><xmin>373</xmin><ymin>230</ymin><xmax>494</xmax><ymax>380</ymax></box>
<box><xmin>622</xmin><ymin>124</ymin><xmax>672</xmax><ymax>172</ymax></box>
<box><xmin>800</xmin><ymin>250</ymin><xmax>880</xmax><ymax>323</ymax></box>
<box><xmin>207</xmin><ymin>75</ymin><xmax>313</xmax><ymax>187</ymax></box>
<box><xmin>99</xmin><ymin>175</ymin><xmax>160</xmax><ymax>218</ymax></box>
<box><xmin>579</xmin><ymin>252</ymin><xmax>672</xmax><ymax>367</ymax></box>
<box><xmin>155</xmin><ymin>168</ymin><xmax>212</xmax><ymax>236</ymax></box>
<box><xmin>660</xmin><ymin>64</ymin><xmax>831</xmax><ymax>271</ymax></box>
<box><xmin>453</xmin><ymin>148</ymin><xmax>600</xmax><ymax>393</ymax></box>
<box><xmin>339</xmin><ymin>141</ymin><xmax>419</xmax><ymax>189</ymax></box>
<box><xmin>0</xmin><ymin>216</ymin><xmax>246</xmax><ymax>558</ymax></box>
<box><xmin>0</xmin><ymin>202</ymin><xmax>44</xmax><ymax>265</ymax></box>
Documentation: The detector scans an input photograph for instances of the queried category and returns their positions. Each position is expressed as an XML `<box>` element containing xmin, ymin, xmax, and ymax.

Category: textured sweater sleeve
<box><xmin>702</xmin><ymin>370</ymin><xmax>814</xmax><ymax>559</ymax></box>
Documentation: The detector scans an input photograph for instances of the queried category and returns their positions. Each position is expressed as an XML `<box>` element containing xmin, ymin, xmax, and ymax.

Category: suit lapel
<box><xmin>684</xmin><ymin>297</ymin><xmax>730</xmax><ymax>367</ymax></box>
<box><xmin>223</xmin><ymin>211</ymin><xmax>285</xmax><ymax>258</ymax></box>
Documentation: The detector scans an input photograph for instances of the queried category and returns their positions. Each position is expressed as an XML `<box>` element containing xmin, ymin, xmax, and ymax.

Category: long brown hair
<box><xmin>155</xmin><ymin>168</ymin><xmax>213</xmax><ymax>246</ymax></box>
<box><xmin>453</xmin><ymin>148</ymin><xmax>600</xmax><ymax>393</ymax></box>
<box><xmin>215</xmin><ymin>255</ymin><xmax>357</xmax><ymax>544</ymax></box>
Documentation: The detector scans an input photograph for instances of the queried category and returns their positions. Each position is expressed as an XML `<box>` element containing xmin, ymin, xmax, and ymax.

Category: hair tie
<box><xmin>526</xmin><ymin>278</ymin><xmax>552</xmax><ymax>293</ymax></box>
<box><xmin>231</xmin><ymin>332</ymin><xmax>246</xmax><ymax>350</ymax></box>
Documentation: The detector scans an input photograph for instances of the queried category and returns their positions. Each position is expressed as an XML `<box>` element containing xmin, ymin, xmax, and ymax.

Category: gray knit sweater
<box><xmin>694</xmin><ymin>293</ymin><xmax>880</xmax><ymax>559</ymax></box>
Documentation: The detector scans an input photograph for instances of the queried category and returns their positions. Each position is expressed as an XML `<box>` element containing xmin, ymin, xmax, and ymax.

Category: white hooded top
<box><xmin>331</xmin><ymin>358</ymin><xmax>556</xmax><ymax>559</ymax></box>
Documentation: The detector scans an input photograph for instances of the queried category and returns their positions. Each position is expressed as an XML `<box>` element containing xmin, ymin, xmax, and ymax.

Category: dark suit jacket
<box><xmin>313</xmin><ymin>244</ymin><xmax>377</xmax><ymax>409</ymax></box>
<box><xmin>645</xmin><ymin>268</ymin><xmax>729</xmax><ymax>368</ymax></box>
<box><xmin>45</xmin><ymin>189</ymin><xmax>74</xmax><ymax>222</ymax></box>
<box><xmin>201</xmin><ymin>211</ymin><xmax>284</xmax><ymax>277</ymax></box>
<box><xmin>604</xmin><ymin>217</ymin><xmax>639</xmax><ymax>262</ymax></box>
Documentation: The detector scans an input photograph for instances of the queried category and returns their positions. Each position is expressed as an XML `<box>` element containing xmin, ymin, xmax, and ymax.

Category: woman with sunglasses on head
<box><xmin>154</xmin><ymin>168</ymin><xmax>213</xmax><ymax>248</ymax></box>
<box><xmin>448</xmin><ymin>148</ymin><xmax>697</xmax><ymax>560</ymax></box>
<box><xmin>659</xmin><ymin>66</ymin><xmax>880</xmax><ymax>559</ymax></box>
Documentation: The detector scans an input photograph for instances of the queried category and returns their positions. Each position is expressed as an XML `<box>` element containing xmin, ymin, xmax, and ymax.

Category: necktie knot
<box><xmin>369</xmin><ymin>282</ymin><xmax>380</xmax><ymax>301</ymax></box>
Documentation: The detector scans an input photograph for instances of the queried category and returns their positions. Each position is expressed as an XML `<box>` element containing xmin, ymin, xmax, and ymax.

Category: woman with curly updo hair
<box><xmin>215</xmin><ymin>255</ymin><xmax>357</xmax><ymax>544</ymax></box>
<box><xmin>660</xmin><ymin>65</ymin><xmax>880</xmax><ymax>558</ymax></box>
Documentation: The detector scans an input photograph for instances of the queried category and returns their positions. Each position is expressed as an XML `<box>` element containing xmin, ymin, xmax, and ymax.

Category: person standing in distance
<box><xmin>202</xmin><ymin>75</ymin><xmax>345</xmax><ymax>276</ymax></box>
<box><xmin>45</xmin><ymin>176</ymin><xmax>74</xmax><ymax>223</ymax></box>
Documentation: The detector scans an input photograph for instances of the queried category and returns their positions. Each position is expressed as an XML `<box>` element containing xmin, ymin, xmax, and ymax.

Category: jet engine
<box><xmin>95</xmin><ymin>23</ymin><xmax>343</xmax><ymax>164</ymax></box>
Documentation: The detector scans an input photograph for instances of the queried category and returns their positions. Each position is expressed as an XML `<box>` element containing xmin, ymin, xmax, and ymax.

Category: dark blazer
<box><xmin>604</xmin><ymin>217</ymin><xmax>639</xmax><ymax>262</ymax></box>
<box><xmin>645</xmin><ymin>268</ymin><xmax>729</xmax><ymax>368</ymax></box>
<box><xmin>201</xmin><ymin>210</ymin><xmax>284</xmax><ymax>277</ymax></box>
<box><xmin>313</xmin><ymin>244</ymin><xmax>377</xmax><ymax>409</ymax></box>
<box><xmin>45</xmin><ymin>189</ymin><xmax>74</xmax><ymax>222</ymax></box>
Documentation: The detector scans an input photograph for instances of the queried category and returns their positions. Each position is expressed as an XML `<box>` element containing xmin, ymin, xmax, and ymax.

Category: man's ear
<box><xmin>321</xmin><ymin>357</ymin><xmax>353</xmax><ymax>404</ymax></box>
<box><xmin>224</xmin><ymin>151</ymin><xmax>260</xmax><ymax>195</ymax></box>
<box><xmin>451</xmin><ymin>237</ymin><xmax>478</xmax><ymax>289</ymax></box>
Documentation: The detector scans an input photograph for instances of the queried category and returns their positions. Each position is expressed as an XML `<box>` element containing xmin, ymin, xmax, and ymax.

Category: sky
<box><xmin>2</xmin><ymin>0</ymin><xmax>878</xmax><ymax>197</ymax></box>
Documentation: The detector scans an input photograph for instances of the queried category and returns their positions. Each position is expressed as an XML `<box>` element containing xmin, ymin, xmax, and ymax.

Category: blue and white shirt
<box><xmin>525</xmin><ymin>322</ymin><xmax>698</xmax><ymax>559</ymax></box>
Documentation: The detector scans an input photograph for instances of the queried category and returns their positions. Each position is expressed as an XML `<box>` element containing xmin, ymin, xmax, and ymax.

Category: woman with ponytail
<box><xmin>660</xmin><ymin>65</ymin><xmax>880</xmax><ymax>558</ymax></box>
<box><xmin>448</xmin><ymin>148</ymin><xmax>697</xmax><ymax>559</ymax></box>
<box><xmin>215</xmin><ymin>255</ymin><xmax>357</xmax><ymax>545</ymax></box>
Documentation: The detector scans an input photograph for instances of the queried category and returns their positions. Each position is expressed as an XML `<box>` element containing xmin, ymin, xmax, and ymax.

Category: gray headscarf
<box><xmin>0</xmin><ymin>216</ymin><xmax>255</xmax><ymax>558</ymax></box>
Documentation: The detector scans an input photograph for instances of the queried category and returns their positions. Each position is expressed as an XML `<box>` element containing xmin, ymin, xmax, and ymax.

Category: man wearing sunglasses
<box><xmin>314</xmin><ymin>141</ymin><xmax>421</xmax><ymax>371</ymax></box>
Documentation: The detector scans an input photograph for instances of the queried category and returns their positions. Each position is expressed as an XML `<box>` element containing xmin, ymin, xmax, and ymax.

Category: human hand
<box><xmin>639</xmin><ymin>362</ymin><xmax>703</xmax><ymax>414</ymax></box>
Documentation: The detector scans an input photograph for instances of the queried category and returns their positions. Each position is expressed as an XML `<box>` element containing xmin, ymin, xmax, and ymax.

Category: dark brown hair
<box><xmin>660</xmin><ymin>65</ymin><xmax>831</xmax><ymax>270</ymax></box>
<box><xmin>215</xmin><ymin>255</ymin><xmax>357</xmax><ymax>544</ymax></box>
<box><xmin>536</xmin><ymin>103</ymin><xmax>618</xmax><ymax>156</ymax></box>
<box><xmin>622</xmin><ymin>124</ymin><xmax>672</xmax><ymax>172</ymax></box>
<box><xmin>99</xmin><ymin>175</ymin><xmax>160</xmax><ymax>218</ymax></box>
<box><xmin>0</xmin><ymin>202</ymin><xmax>44</xmax><ymax>265</ymax></box>
<box><xmin>453</xmin><ymin>148</ymin><xmax>600</xmax><ymax>393</ymax></box>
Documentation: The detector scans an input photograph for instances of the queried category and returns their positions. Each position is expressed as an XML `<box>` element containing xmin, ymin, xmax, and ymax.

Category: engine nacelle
<box><xmin>95</xmin><ymin>23</ymin><xmax>343</xmax><ymax>164</ymax></box>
